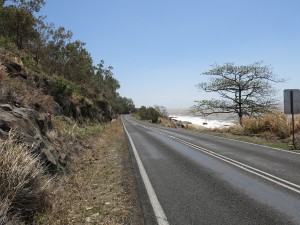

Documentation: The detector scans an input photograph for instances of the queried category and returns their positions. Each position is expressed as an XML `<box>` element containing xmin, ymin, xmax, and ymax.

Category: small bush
<box><xmin>0</xmin><ymin>134</ymin><xmax>52</xmax><ymax>224</ymax></box>
<box><xmin>51</xmin><ymin>76</ymin><xmax>77</xmax><ymax>98</ymax></box>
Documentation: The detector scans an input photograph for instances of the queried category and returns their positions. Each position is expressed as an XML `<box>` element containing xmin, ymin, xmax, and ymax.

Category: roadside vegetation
<box><xmin>0</xmin><ymin>135</ymin><xmax>52</xmax><ymax>225</ymax></box>
<box><xmin>34</xmin><ymin>119</ymin><xmax>143</xmax><ymax>225</ymax></box>
<box><xmin>134</xmin><ymin>105</ymin><xmax>168</xmax><ymax>123</ymax></box>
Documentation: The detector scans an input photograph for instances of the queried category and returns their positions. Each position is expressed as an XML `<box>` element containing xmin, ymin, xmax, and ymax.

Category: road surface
<box><xmin>122</xmin><ymin>115</ymin><xmax>300</xmax><ymax>225</ymax></box>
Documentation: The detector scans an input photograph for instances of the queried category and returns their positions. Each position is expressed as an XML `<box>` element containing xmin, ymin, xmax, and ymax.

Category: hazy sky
<box><xmin>40</xmin><ymin>0</ymin><xmax>300</xmax><ymax>109</ymax></box>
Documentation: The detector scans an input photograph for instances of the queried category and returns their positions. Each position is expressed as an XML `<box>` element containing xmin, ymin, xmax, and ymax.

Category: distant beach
<box><xmin>167</xmin><ymin>108</ymin><xmax>237</xmax><ymax>129</ymax></box>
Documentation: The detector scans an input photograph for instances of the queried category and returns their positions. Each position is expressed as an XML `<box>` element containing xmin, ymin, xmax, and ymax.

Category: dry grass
<box><xmin>0</xmin><ymin>62</ymin><xmax>6</xmax><ymax>83</ymax></box>
<box><xmin>158</xmin><ymin>117</ymin><xmax>177</xmax><ymax>128</ymax></box>
<box><xmin>20</xmin><ymin>88</ymin><xmax>58</xmax><ymax>114</ymax></box>
<box><xmin>206</xmin><ymin>112</ymin><xmax>300</xmax><ymax>139</ymax></box>
<box><xmin>0</xmin><ymin>60</ymin><xmax>27</xmax><ymax>104</ymax></box>
<box><xmin>0</xmin><ymin>133</ymin><xmax>52</xmax><ymax>225</ymax></box>
<box><xmin>39</xmin><ymin>119</ymin><xmax>143</xmax><ymax>224</ymax></box>
<box><xmin>0</xmin><ymin>72</ymin><xmax>59</xmax><ymax>116</ymax></box>
<box><xmin>242</xmin><ymin>113</ymin><xmax>295</xmax><ymax>139</ymax></box>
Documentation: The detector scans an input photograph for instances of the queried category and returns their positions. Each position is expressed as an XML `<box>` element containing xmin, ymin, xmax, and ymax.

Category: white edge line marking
<box><xmin>122</xmin><ymin>118</ymin><xmax>169</xmax><ymax>225</ymax></box>
<box><xmin>139</xmin><ymin>122</ymin><xmax>300</xmax><ymax>194</ymax></box>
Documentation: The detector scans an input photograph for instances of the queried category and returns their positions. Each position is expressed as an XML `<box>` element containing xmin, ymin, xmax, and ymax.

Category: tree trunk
<box><xmin>238</xmin><ymin>86</ymin><xmax>243</xmax><ymax>126</ymax></box>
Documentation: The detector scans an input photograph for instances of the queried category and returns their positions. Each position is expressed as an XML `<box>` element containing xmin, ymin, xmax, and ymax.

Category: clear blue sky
<box><xmin>40</xmin><ymin>0</ymin><xmax>300</xmax><ymax>109</ymax></box>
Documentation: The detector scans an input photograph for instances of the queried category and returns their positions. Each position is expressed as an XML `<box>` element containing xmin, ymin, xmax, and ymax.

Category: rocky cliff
<box><xmin>0</xmin><ymin>104</ymin><xmax>65</xmax><ymax>172</ymax></box>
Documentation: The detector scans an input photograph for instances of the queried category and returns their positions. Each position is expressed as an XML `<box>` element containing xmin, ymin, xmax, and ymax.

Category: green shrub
<box><xmin>53</xmin><ymin>77</ymin><xmax>76</xmax><ymax>96</ymax></box>
<box><xmin>136</xmin><ymin>106</ymin><xmax>160</xmax><ymax>123</ymax></box>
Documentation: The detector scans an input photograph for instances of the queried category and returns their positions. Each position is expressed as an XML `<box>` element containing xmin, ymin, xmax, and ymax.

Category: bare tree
<box><xmin>190</xmin><ymin>62</ymin><xmax>285</xmax><ymax>125</ymax></box>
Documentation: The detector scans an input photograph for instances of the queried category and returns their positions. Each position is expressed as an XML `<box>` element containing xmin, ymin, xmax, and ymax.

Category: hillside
<box><xmin>0</xmin><ymin>1</ymin><xmax>140</xmax><ymax>224</ymax></box>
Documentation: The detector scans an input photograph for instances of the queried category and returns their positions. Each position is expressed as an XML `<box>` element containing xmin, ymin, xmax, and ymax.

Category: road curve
<box><xmin>122</xmin><ymin>115</ymin><xmax>300</xmax><ymax>225</ymax></box>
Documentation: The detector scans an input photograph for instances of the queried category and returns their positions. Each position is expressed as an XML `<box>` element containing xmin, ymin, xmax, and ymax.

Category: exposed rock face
<box><xmin>63</xmin><ymin>98</ymin><xmax>112</xmax><ymax>123</ymax></box>
<box><xmin>0</xmin><ymin>104</ymin><xmax>66</xmax><ymax>173</ymax></box>
<box><xmin>2</xmin><ymin>61</ymin><xmax>113</xmax><ymax>123</ymax></box>
<box><xmin>3</xmin><ymin>61</ymin><xmax>28</xmax><ymax>79</ymax></box>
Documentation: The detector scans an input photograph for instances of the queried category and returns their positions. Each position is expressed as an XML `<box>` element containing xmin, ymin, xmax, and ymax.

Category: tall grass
<box><xmin>242</xmin><ymin>112</ymin><xmax>297</xmax><ymax>139</ymax></box>
<box><xmin>219</xmin><ymin>112</ymin><xmax>300</xmax><ymax>148</ymax></box>
<box><xmin>0</xmin><ymin>134</ymin><xmax>52</xmax><ymax>224</ymax></box>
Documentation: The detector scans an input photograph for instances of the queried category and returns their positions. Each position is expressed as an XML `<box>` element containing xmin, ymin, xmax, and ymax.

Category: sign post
<box><xmin>284</xmin><ymin>89</ymin><xmax>300</xmax><ymax>148</ymax></box>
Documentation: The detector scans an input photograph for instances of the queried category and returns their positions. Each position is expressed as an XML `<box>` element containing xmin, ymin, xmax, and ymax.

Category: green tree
<box><xmin>115</xmin><ymin>96</ymin><xmax>135</xmax><ymax>114</ymax></box>
<box><xmin>136</xmin><ymin>106</ymin><xmax>160</xmax><ymax>123</ymax></box>
<box><xmin>63</xmin><ymin>40</ymin><xmax>94</xmax><ymax>83</ymax></box>
<box><xmin>0</xmin><ymin>0</ymin><xmax>45</xmax><ymax>49</ymax></box>
<box><xmin>94</xmin><ymin>60</ymin><xmax>120</xmax><ymax>103</ymax></box>
<box><xmin>5</xmin><ymin>0</ymin><xmax>45</xmax><ymax>12</ymax></box>
<box><xmin>154</xmin><ymin>105</ymin><xmax>168</xmax><ymax>118</ymax></box>
<box><xmin>0</xmin><ymin>6</ymin><xmax>38</xmax><ymax>48</ymax></box>
<box><xmin>92</xmin><ymin>60</ymin><xmax>105</xmax><ymax>95</ymax></box>
<box><xmin>191</xmin><ymin>62</ymin><xmax>284</xmax><ymax>125</ymax></box>
<box><xmin>44</xmin><ymin>26</ymin><xmax>73</xmax><ymax>74</ymax></box>
<box><xmin>30</xmin><ymin>18</ymin><xmax>52</xmax><ymax>65</ymax></box>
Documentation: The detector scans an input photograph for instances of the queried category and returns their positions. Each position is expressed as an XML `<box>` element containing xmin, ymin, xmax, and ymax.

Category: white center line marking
<box><xmin>138</xmin><ymin>122</ymin><xmax>300</xmax><ymax>195</ymax></box>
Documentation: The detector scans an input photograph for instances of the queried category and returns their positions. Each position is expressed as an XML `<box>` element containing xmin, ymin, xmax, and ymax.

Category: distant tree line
<box><xmin>135</xmin><ymin>105</ymin><xmax>168</xmax><ymax>123</ymax></box>
<box><xmin>0</xmin><ymin>0</ymin><xmax>135</xmax><ymax>114</ymax></box>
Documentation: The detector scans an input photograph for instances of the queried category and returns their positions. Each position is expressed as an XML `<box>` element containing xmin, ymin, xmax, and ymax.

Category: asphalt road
<box><xmin>122</xmin><ymin>115</ymin><xmax>300</xmax><ymax>225</ymax></box>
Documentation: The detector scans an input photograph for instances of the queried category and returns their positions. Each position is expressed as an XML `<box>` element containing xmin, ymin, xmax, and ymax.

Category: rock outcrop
<box><xmin>3</xmin><ymin>61</ymin><xmax>28</xmax><ymax>80</ymax></box>
<box><xmin>0</xmin><ymin>60</ymin><xmax>113</xmax><ymax>174</ymax></box>
<box><xmin>0</xmin><ymin>104</ymin><xmax>66</xmax><ymax>173</ymax></box>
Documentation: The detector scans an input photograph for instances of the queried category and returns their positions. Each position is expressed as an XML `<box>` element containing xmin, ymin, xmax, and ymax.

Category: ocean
<box><xmin>167</xmin><ymin>108</ymin><xmax>238</xmax><ymax>129</ymax></box>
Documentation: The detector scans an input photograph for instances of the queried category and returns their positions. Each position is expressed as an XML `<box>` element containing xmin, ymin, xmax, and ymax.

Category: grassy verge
<box><xmin>36</xmin><ymin>118</ymin><xmax>143</xmax><ymax>224</ymax></box>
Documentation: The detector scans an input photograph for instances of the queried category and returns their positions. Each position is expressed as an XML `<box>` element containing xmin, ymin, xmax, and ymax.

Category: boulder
<box><xmin>0</xmin><ymin>104</ymin><xmax>66</xmax><ymax>173</ymax></box>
